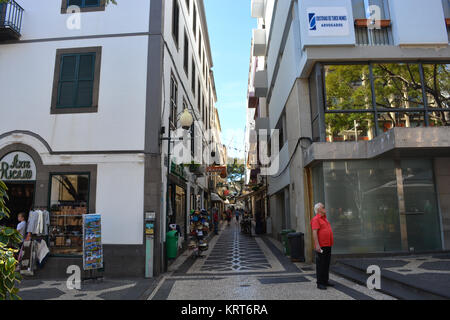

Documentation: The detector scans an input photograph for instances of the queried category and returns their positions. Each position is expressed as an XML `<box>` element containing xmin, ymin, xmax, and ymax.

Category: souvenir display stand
<box><xmin>82</xmin><ymin>214</ymin><xmax>104</xmax><ymax>281</ymax></box>
<box><xmin>188</xmin><ymin>209</ymin><xmax>210</xmax><ymax>257</ymax></box>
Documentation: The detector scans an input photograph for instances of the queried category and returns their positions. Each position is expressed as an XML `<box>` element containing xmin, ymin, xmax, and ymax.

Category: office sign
<box><xmin>299</xmin><ymin>0</ymin><xmax>356</xmax><ymax>49</ymax></box>
<box><xmin>307</xmin><ymin>7</ymin><xmax>350</xmax><ymax>37</ymax></box>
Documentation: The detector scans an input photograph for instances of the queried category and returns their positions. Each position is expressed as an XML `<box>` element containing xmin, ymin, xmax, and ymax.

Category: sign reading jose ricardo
<box><xmin>300</xmin><ymin>0</ymin><xmax>355</xmax><ymax>48</ymax></box>
<box><xmin>0</xmin><ymin>152</ymin><xmax>37</xmax><ymax>181</ymax></box>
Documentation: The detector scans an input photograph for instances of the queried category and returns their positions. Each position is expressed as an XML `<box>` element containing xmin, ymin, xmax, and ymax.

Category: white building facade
<box><xmin>248</xmin><ymin>0</ymin><xmax>450</xmax><ymax>263</ymax></box>
<box><xmin>0</xmin><ymin>0</ymin><xmax>219</xmax><ymax>277</ymax></box>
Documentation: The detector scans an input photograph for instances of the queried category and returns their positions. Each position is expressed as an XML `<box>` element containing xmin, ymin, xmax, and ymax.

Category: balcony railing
<box><xmin>0</xmin><ymin>0</ymin><xmax>24</xmax><ymax>41</ymax></box>
<box><xmin>355</xmin><ymin>19</ymin><xmax>393</xmax><ymax>46</ymax></box>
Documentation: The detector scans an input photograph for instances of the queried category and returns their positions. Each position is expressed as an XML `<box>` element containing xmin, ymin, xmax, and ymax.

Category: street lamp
<box><xmin>160</xmin><ymin>108</ymin><xmax>193</xmax><ymax>272</ymax></box>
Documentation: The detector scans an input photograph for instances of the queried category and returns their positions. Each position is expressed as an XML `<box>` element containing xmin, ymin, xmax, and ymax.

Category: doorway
<box><xmin>3</xmin><ymin>182</ymin><xmax>35</xmax><ymax>228</ymax></box>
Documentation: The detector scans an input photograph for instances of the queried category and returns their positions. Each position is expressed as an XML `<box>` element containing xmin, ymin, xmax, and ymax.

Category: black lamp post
<box><xmin>160</xmin><ymin>108</ymin><xmax>193</xmax><ymax>272</ymax></box>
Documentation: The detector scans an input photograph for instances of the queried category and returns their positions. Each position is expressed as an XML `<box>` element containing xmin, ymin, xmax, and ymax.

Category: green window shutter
<box><xmin>57</xmin><ymin>53</ymin><xmax>96</xmax><ymax>108</ymax></box>
<box><xmin>68</xmin><ymin>0</ymin><xmax>100</xmax><ymax>8</ymax></box>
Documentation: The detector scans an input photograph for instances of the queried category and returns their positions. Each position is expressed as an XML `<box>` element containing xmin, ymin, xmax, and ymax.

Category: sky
<box><xmin>204</xmin><ymin>0</ymin><xmax>256</xmax><ymax>160</ymax></box>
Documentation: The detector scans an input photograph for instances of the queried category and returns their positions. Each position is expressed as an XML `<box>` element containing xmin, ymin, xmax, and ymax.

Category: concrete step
<box><xmin>331</xmin><ymin>261</ymin><xmax>447</xmax><ymax>300</ymax></box>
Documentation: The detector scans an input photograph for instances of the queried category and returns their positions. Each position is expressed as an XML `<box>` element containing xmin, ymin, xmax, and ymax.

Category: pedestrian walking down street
<box><xmin>235</xmin><ymin>208</ymin><xmax>240</xmax><ymax>225</ymax></box>
<box><xmin>213</xmin><ymin>207</ymin><xmax>219</xmax><ymax>235</ymax></box>
<box><xmin>311</xmin><ymin>202</ymin><xmax>334</xmax><ymax>290</ymax></box>
<box><xmin>226</xmin><ymin>208</ymin><xmax>232</xmax><ymax>226</ymax></box>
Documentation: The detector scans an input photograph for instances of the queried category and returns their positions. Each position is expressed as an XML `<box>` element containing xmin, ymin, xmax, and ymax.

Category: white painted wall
<box><xmin>389</xmin><ymin>0</ymin><xmax>448</xmax><ymax>46</ymax></box>
<box><xmin>268</xmin><ymin>26</ymin><xmax>299</xmax><ymax>131</ymax></box>
<box><xmin>0</xmin><ymin>36</ymin><xmax>148</xmax><ymax>151</ymax></box>
<box><xmin>96</xmin><ymin>161</ymin><xmax>145</xmax><ymax>245</ymax></box>
<box><xmin>268</xmin><ymin>142</ymin><xmax>290</xmax><ymax>196</ymax></box>
<box><xmin>265</xmin><ymin>0</ymin><xmax>292</xmax><ymax>87</ymax></box>
<box><xmin>17</xmin><ymin>0</ymin><xmax>150</xmax><ymax>40</ymax></box>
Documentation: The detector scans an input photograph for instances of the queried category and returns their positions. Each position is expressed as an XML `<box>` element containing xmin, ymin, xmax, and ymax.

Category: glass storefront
<box><xmin>313</xmin><ymin>159</ymin><xmax>442</xmax><ymax>254</ymax></box>
<box><xmin>313</xmin><ymin>62</ymin><xmax>450</xmax><ymax>143</ymax></box>
<box><xmin>49</xmin><ymin>173</ymin><xmax>89</xmax><ymax>255</ymax></box>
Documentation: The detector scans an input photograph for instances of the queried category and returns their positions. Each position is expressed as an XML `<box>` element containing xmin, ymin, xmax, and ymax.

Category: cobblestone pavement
<box><xmin>17</xmin><ymin>277</ymin><xmax>158</xmax><ymax>300</ymax></box>
<box><xmin>149</xmin><ymin>222</ymin><xmax>396</xmax><ymax>300</ymax></box>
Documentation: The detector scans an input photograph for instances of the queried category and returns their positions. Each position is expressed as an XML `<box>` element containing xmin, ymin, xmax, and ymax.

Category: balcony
<box><xmin>354</xmin><ymin>19</ymin><xmax>393</xmax><ymax>46</ymax></box>
<box><xmin>252</xmin><ymin>28</ymin><xmax>267</xmax><ymax>56</ymax></box>
<box><xmin>0</xmin><ymin>0</ymin><xmax>24</xmax><ymax>41</ymax></box>
<box><xmin>254</xmin><ymin>70</ymin><xmax>268</xmax><ymax>97</ymax></box>
<box><xmin>251</xmin><ymin>0</ymin><xmax>265</xmax><ymax>18</ymax></box>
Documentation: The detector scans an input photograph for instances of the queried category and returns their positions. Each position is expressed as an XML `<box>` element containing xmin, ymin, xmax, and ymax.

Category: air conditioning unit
<box><xmin>254</xmin><ymin>70</ymin><xmax>268</xmax><ymax>97</ymax></box>
<box><xmin>251</xmin><ymin>0</ymin><xmax>265</xmax><ymax>18</ymax></box>
<box><xmin>252</xmin><ymin>29</ymin><xmax>267</xmax><ymax>56</ymax></box>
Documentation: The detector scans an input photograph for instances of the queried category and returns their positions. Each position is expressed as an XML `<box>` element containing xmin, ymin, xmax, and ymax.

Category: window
<box><xmin>61</xmin><ymin>0</ymin><xmax>105</xmax><ymax>13</ymax></box>
<box><xmin>315</xmin><ymin>62</ymin><xmax>450</xmax><ymax>142</ymax></box>
<box><xmin>49</xmin><ymin>173</ymin><xmax>90</xmax><ymax>256</ymax></box>
<box><xmin>198</xmin><ymin>80</ymin><xmax>201</xmax><ymax>114</ymax></box>
<box><xmin>314</xmin><ymin>159</ymin><xmax>442</xmax><ymax>254</ymax></box>
<box><xmin>275</xmin><ymin>113</ymin><xmax>286</xmax><ymax>151</ymax></box>
<box><xmin>193</xmin><ymin>5</ymin><xmax>197</xmax><ymax>40</ymax></box>
<box><xmin>199</xmin><ymin>32</ymin><xmax>202</xmax><ymax>57</ymax></box>
<box><xmin>51</xmin><ymin>47</ymin><xmax>102</xmax><ymax>114</ymax></box>
<box><xmin>351</xmin><ymin>0</ymin><xmax>389</xmax><ymax>19</ymax></box>
<box><xmin>172</xmin><ymin>0</ymin><xmax>180</xmax><ymax>48</ymax></box>
<box><xmin>191</xmin><ymin>123</ymin><xmax>195</xmax><ymax>158</ymax></box>
<box><xmin>191</xmin><ymin>59</ymin><xmax>196</xmax><ymax>95</ymax></box>
<box><xmin>184</xmin><ymin>30</ymin><xmax>189</xmax><ymax>75</ymax></box>
<box><xmin>170</xmin><ymin>74</ymin><xmax>178</xmax><ymax>129</ymax></box>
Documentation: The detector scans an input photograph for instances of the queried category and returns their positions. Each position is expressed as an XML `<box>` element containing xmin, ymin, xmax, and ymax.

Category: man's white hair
<box><xmin>314</xmin><ymin>203</ymin><xmax>323</xmax><ymax>214</ymax></box>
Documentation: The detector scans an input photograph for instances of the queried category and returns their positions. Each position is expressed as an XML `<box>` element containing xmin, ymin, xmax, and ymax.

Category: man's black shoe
<box><xmin>317</xmin><ymin>284</ymin><xmax>327</xmax><ymax>290</ymax></box>
<box><xmin>326</xmin><ymin>282</ymin><xmax>334</xmax><ymax>287</ymax></box>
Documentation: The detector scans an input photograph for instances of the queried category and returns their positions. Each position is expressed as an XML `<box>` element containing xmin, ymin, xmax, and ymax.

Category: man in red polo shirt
<box><xmin>311</xmin><ymin>202</ymin><xmax>334</xmax><ymax>290</ymax></box>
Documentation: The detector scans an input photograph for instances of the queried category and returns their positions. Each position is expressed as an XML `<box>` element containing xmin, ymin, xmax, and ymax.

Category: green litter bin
<box><xmin>166</xmin><ymin>230</ymin><xmax>178</xmax><ymax>259</ymax></box>
<box><xmin>280</xmin><ymin>229</ymin><xmax>295</xmax><ymax>256</ymax></box>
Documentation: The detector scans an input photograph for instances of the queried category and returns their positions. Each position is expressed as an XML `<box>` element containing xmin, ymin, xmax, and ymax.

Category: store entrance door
<box><xmin>3</xmin><ymin>182</ymin><xmax>35</xmax><ymax>228</ymax></box>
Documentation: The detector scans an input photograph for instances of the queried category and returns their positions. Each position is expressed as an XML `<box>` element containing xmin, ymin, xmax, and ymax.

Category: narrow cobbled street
<box><xmin>148</xmin><ymin>221</ymin><xmax>395</xmax><ymax>300</ymax></box>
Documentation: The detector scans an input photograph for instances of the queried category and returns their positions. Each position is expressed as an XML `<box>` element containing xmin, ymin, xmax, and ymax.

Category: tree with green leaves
<box><xmin>0</xmin><ymin>180</ymin><xmax>22</xmax><ymax>300</ymax></box>
<box><xmin>325</xmin><ymin>63</ymin><xmax>449</xmax><ymax>142</ymax></box>
<box><xmin>225</xmin><ymin>158</ymin><xmax>245</xmax><ymax>198</ymax></box>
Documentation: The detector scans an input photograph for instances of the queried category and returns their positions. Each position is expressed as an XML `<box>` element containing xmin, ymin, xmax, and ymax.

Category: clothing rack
<box><xmin>32</xmin><ymin>206</ymin><xmax>48</xmax><ymax>211</ymax></box>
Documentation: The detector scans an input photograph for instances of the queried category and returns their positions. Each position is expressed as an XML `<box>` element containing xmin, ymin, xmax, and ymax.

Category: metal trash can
<box><xmin>288</xmin><ymin>232</ymin><xmax>305</xmax><ymax>262</ymax></box>
<box><xmin>166</xmin><ymin>230</ymin><xmax>178</xmax><ymax>259</ymax></box>
<box><xmin>280</xmin><ymin>229</ymin><xmax>295</xmax><ymax>256</ymax></box>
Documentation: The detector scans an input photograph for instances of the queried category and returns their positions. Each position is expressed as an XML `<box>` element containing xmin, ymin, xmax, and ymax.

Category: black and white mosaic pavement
<box><xmin>200</xmin><ymin>226</ymin><xmax>271</xmax><ymax>271</ymax></box>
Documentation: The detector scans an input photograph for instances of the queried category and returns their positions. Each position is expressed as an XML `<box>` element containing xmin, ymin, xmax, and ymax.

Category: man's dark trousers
<box><xmin>315</xmin><ymin>246</ymin><xmax>332</xmax><ymax>285</ymax></box>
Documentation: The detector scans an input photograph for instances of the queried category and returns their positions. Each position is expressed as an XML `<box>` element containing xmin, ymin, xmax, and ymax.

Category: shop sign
<box><xmin>171</xmin><ymin>162</ymin><xmax>186</xmax><ymax>180</ymax></box>
<box><xmin>206</xmin><ymin>166</ymin><xmax>227</xmax><ymax>178</ymax></box>
<box><xmin>307</xmin><ymin>7</ymin><xmax>350</xmax><ymax>37</ymax></box>
<box><xmin>0</xmin><ymin>152</ymin><xmax>36</xmax><ymax>181</ymax></box>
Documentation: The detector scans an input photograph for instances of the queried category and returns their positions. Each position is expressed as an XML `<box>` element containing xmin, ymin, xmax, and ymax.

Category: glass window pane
<box><xmin>58</xmin><ymin>82</ymin><xmax>76</xmax><ymax>107</ymax></box>
<box><xmin>325</xmin><ymin>113</ymin><xmax>375</xmax><ymax>142</ymax></box>
<box><xmin>323</xmin><ymin>160</ymin><xmax>402</xmax><ymax>254</ymax></box>
<box><xmin>49</xmin><ymin>174</ymin><xmax>89</xmax><ymax>256</ymax></box>
<box><xmin>377</xmin><ymin>111</ymin><xmax>425</xmax><ymax>133</ymax></box>
<box><xmin>325</xmin><ymin>65</ymin><xmax>372</xmax><ymax>110</ymax></box>
<box><xmin>84</xmin><ymin>0</ymin><xmax>100</xmax><ymax>7</ymax></box>
<box><xmin>401</xmin><ymin>159</ymin><xmax>442</xmax><ymax>251</ymax></box>
<box><xmin>68</xmin><ymin>0</ymin><xmax>83</xmax><ymax>7</ymax></box>
<box><xmin>60</xmin><ymin>55</ymin><xmax>77</xmax><ymax>81</ymax></box>
<box><xmin>352</xmin><ymin>0</ymin><xmax>366</xmax><ymax>19</ymax></box>
<box><xmin>76</xmin><ymin>80</ymin><xmax>93</xmax><ymax>107</ymax></box>
<box><xmin>429</xmin><ymin>111</ymin><xmax>450</xmax><ymax>126</ymax></box>
<box><xmin>422</xmin><ymin>64</ymin><xmax>449</xmax><ymax>110</ymax></box>
<box><xmin>78</xmin><ymin>54</ymin><xmax>95</xmax><ymax>80</ymax></box>
<box><xmin>373</xmin><ymin>63</ymin><xmax>424</xmax><ymax>110</ymax></box>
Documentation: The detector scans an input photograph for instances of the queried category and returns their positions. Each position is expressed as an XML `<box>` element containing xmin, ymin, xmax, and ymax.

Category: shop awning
<box><xmin>211</xmin><ymin>193</ymin><xmax>223</xmax><ymax>203</ymax></box>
